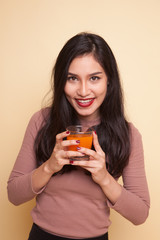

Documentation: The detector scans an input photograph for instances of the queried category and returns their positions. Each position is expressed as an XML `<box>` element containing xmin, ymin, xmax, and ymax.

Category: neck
<box><xmin>78</xmin><ymin>115</ymin><xmax>101</xmax><ymax>127</ymax></box>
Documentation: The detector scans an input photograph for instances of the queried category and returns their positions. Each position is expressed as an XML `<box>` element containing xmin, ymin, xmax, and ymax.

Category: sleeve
<box><xmin>107</xmin><ymin>123</ymin><xmax>150</xmax><ymax>225</ymax></box>
<box><xmin>7</xmin><ymin>110</ymin><xmax>46</xmax><ymax>206</ymax></box>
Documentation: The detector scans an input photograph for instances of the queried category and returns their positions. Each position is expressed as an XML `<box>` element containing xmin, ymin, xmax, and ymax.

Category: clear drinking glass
<box><xmin>66</xmin><ymin>125</ymin><xmax>93</xmax><ymax>160</ymax></box>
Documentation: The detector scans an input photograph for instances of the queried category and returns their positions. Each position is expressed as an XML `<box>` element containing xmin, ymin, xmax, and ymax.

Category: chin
<box><xmin>77</xmin><ymin>110</ymin><xmax>96</xmax><ymax>119</ymax></box>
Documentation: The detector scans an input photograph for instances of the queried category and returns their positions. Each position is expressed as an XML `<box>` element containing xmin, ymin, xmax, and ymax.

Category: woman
<box><xmin>7</xmin><ymin>32</ymin><xmax>150</xmax><ymax>240</ymax></box>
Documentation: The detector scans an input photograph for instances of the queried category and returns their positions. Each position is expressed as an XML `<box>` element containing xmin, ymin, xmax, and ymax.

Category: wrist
<box><xmin>99</xmin><ymin>172</ymin><xmax>122</xmax><ymax>204</ymax></box>
<box><xmin>99</xmin><ymin>173</ymin><xmax>111</xmax><ymax>188</ymax></box>
<box><xmin>43</xmin><ymin>161</ymin><xmax>54</xmax><ymax>175</ymax></box>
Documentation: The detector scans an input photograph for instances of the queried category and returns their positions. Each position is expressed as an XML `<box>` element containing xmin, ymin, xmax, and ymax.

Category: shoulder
<box><xmin>28</xmin><ymin>107</ymin><xmax>51</xmax><ymax>131</ymax></box>
<box><xmin>128</xmin><ymin>122</ymin><xmax>143</xmax><ymax>152</ymax></box>
<box><xmin>128</xmin><ymin>122</ymin><xmax>142</xmax><ymax>140</ymax></box>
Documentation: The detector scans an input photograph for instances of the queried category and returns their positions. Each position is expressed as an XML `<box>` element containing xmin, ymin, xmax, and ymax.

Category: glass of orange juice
<box><xmin>66</xmin><ymin>125</ymin><xmax>93</xmax><ymax>160</ymax></box>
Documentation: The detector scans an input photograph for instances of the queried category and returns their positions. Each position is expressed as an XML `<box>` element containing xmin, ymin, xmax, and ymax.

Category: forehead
<box><xmin>68</xmin><ymin>54</ymin><xmax>104</xmax><ymax>72</ymax></box>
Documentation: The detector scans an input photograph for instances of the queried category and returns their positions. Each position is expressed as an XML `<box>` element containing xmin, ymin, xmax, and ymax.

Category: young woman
<box><xmin>7</xmin><ymin>32</ymin><xmax>150</xmax><ymax>240</ymax></box>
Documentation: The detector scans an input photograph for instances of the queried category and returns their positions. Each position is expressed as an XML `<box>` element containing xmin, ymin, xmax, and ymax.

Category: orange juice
<box><xmin>67</xmin><ymin>134</ymin><xmax>93</xmax><ymax>151</ymax></box>
<box><xmin>66</xmin><ymin>125</ymin><xmax>93</xmax><ymax>160</ymax></box>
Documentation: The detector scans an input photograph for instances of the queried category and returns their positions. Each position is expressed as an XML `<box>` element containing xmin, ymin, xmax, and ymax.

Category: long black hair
<box><xmin>34</xmin><ymin>32</ymin><xmax>130</xmax><ymax>178</ymax></box>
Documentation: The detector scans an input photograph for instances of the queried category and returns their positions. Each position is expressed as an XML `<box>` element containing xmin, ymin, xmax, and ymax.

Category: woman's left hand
<box><xmin>71</xmin><ymin>131</ymin><xmax>109</xmax><ymax>186</ymax></box>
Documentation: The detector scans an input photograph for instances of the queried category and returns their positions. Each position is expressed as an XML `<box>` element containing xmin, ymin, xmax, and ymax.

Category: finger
<box><xmin>59</xmin><ymin>151</ymin><xmax>86</xmax><ymax>166</ymax></box>
<box><xmin>93</xmin><ymin>131</ymin><xmax>104</xmax><ymax>155</ymax></box>
<box><xmin>56</xmin><ymin>130</ymin><xmax>70</xmax><ymax>144</ymax></box>
<box><xmin>61</xmin><ymin>139</ymin><xmax>80</xmax><ymax>148</ymax></box>
<box><xmin>77</xmin><ymin>146</ymin><xmax>99</xmax><ymax>160</ymax></box>
<box><xmin>72</xmin><ymin>159</ymin><xmax>97</xmax><ymax>167</ymax></box>
<box><xmin>57</xmin><ymin>158</ymin><xmax>72</xmax><ymax>166</ymax></box>
<box><xmin>55</xmin><ymin>149</ymin><xmax>83</xmax><ymax>158</ymax></box>
<box><xmin>55</xmin><ymin>151</ymin><xmax>84</xmax><ymax>167</ymax></box>
<box><xmin>63</xmin><ymin>150</ymin><xmax>85</xmax><ymax>159</ymax></box>
<box><xmin>71</xmin><ymin>160</ymin><xmax>102</xmax><ymax>173</ymax></box>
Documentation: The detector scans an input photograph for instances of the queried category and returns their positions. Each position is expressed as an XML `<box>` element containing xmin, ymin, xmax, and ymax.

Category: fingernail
<box><xmin>94</xmin><ymin>130</ymin><xmax>97</xmax><ymax>134</ymax></box>
<box><xmin>66</xmin><ymin>131</ymin><xmax>70</xmax><ymax>134</ymax></box>
<box><xmin>77</xmin><ymin>147</ymin><xmax>81</xmax><ymax>150</ymax></box>
<box><xmin>76</xmin><ymin>140</ymin><xmax>80</xmax><ymax>143</ymax></box>
<box><xmin>70</xmin><ymin>160</ymin><xmax>74</xmax><ymax>164</ymax></box>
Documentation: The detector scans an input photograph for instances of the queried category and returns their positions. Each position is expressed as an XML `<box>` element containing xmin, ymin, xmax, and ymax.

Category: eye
<box><xmin>90</xmin><ymin>76</ymin><xmax>100</xmax><ymax>81</ymax></box>
<box><xmin>67</xmin><ymin>76</ymin><xmax>78</xmax><ymax>81</ymax></box>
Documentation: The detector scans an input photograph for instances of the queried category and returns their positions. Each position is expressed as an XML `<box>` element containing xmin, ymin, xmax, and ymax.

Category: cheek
<box><xmin>64</xmin><ymin>84</ymin><xmax>75</xmax><ymax>99</ymax></box>
<box><xmin>94</xmin><ymin>83</ymin><xmax>108</xmax><ymax>96</ymax></box>
<box><xmin>103</xmin><ymin>85</ymin><xmax>108</xmax><ymax>96</ymax></box>
<box><xmin>64</xmin><ymin>84</ymin><xmax>71</xmax><ymax>97</ymax></box>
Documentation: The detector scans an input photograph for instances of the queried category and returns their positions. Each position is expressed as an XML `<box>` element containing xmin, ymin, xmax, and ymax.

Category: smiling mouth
<box><xmin>75</xmin><ymin>98</ymin><xmax>95</xmax><ymax>107</ymax></box>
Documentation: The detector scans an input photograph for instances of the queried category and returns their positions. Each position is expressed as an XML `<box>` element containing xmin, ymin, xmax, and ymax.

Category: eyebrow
<box><xmin>68</xmin><ymin>71</ymin><xmax>103</xmax><ymax>76</ymax></box>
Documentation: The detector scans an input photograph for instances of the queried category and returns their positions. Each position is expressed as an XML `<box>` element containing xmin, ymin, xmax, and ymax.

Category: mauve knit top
<box><xmin>7</xmin><ymin>110</ymin><xmax>150</xmax><ymax>239</ymax></box>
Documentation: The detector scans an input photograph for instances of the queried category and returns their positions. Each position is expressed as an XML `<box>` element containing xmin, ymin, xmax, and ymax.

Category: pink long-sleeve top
<box><xmin>7</xmin><ymin>110</ymin><xmax>150</xmax><ymax>239</ymax></box>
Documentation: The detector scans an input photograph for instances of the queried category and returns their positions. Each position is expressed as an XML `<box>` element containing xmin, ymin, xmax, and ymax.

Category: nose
<box><xmin>77</xmin><ymin>81</ymin><xmax>90</xmax><ymax>97</ymax></box>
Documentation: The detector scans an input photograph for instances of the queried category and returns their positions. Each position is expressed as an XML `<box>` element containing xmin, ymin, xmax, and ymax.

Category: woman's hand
<box><xmin>32</xmin><ymin>130</ymin><xmax>84</xmax><ymax>193</ymax></box>
<box><xmin>46</xmin><ymin>131</ymin><xmax>84</xmax><ymax>174</ymax></box>
<box><xmin>71</xmin><ymin>131</ymin><xmax>109</xmax><ymax>186</ymax></box>
<box><xmin>70</xmin><ymin>131</ymin><xmax>122</xmax><ymax>204</ymax></box>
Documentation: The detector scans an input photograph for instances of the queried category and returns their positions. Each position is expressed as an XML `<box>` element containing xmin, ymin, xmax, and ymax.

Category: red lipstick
<box><xmin>75</xmin><ymin>98</ymin><xmax>95</xmax><ymax>107</ymax></box>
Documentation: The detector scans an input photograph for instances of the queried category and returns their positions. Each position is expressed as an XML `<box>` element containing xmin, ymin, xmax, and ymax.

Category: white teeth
<box><xmin>78</xmin><ymin>99</ymin><xmax>92</xmax><ymax>103</ymax></box>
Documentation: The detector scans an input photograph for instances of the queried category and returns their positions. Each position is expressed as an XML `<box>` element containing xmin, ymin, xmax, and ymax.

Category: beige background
<box><xmin>1</xmin><ymin>0</ymin><xmax>160</xmax><ymax>239</ymax></box>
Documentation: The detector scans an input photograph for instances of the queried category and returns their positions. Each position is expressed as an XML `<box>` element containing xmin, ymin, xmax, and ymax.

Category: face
<box><xmin>64</xmin><ymin>54</ymin><xmax>108</xmax><ymax>121</ymax></box>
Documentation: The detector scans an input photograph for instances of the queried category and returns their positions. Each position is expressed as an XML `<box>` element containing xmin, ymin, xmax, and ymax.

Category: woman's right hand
<box><xmin>45</xmin><ymin>131</ymin><xmax>82</xmax><ymax>174</ymax></box>
<box><xmin>32</xmin><ymin>130</ymin><xmax>83</xmax><ymax>193</ymax></box>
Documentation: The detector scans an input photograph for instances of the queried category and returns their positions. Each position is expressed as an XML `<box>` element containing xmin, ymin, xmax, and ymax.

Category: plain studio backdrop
<box><xmin>1</xmin><ymin>0</ymin><xmax>160</xmax><ymax>239</ymax></box>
